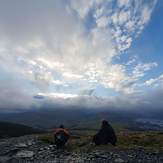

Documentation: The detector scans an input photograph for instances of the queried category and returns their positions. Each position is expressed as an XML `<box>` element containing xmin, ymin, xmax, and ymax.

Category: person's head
<box><xmin>102</xmin><ymin>120</ymin><xmax>108</xmax><ymax>127</ymax></box>
<box><xmin>59</xmin><ymin>125</ymin><xmax>64</xmax><ymax>129</ymax></box>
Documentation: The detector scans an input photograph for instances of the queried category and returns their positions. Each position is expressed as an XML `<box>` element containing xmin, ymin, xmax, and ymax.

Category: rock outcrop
<box><xmin>0</xmin><ymin>135</ymin><xmax>163</xmax><ymax>163</ymax></box>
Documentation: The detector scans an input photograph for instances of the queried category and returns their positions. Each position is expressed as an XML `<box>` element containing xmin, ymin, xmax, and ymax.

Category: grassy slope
<box><xmin>38</xmin><ymin>128</ymin><xmax>163</xmax><ymax>153</ymax></box>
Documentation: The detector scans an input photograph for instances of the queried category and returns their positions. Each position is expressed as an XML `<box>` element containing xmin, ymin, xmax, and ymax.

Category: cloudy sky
<box><xmin>0</xmin><ymin>0</ymin><xmax>163</xmax><ymax>111</ymax></box>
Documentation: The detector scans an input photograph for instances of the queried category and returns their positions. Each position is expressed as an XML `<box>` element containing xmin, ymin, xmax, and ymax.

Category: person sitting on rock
<box><xmin>93</xmin><ymin>120</ymin><xmax>117</xmax><ymax>146</ymax></box>
<box><xmin>53</xmin><ymin>125</ymin><xmax>70</xmax><ymax>149</ymax></box>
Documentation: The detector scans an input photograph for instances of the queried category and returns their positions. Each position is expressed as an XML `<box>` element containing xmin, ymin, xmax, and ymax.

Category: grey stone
<box><xmin>0</xmin><ymin>135</ymin><xmax>163</xmax><ymax>163</ymax></box>
<box><xmin>15</xmin><ymin>150</ymin><xmax>34</xmax><ymax>158</ymax></box>
<box><xmin>15</xmin><ymin>143</ymin><xmax>28</xmax><ymax>148</ymax></box>
<box><xmin>0</xmin><ymin>156</ymin><xmax>11</xmax><ymax>163</ymax></box>
<box><xmin>114</xmin><ymin>158</ymin><xmax>125</xmax><ymax>163</ymax></box>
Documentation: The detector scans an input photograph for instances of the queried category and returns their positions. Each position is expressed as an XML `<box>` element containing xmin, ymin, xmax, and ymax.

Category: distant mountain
<box><xmin>0</xmin><ymin>108</ymin><xmax>140</xmax><ymax>129</ymax></box>
<box><xmin>0</xmin><ymin>121</ymin><xmax>45</xmax><ymax>139</ymax></box>
<box><xmin>0</xmin><ymin>107</ymin><xmax>163</xmax><ymax>131</ymax></box>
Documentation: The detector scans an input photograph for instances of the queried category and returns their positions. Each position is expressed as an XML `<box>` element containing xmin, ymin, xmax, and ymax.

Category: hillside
<box><xmin>0</xmin><ymin>108</ymin><xmax>163</xmax><ymax>131</ymax></box>
<box><xmin>0</xmin><ymin>122</ymin><xmax>45</xmax><ymax>139</ymax></box>
<box><xmin>0</xmin><ymin>119</ymin><xmax>163</xmax><ymax>162</ymax></box>
<box><xmin>0</xmin><ymin>131</ymin><xmax>163</xmax><ymax>163</ymax></box>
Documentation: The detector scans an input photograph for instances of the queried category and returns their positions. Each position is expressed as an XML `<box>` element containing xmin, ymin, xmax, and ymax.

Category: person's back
<box><xmin>53</xmin><ymin>125</ymin><xmax>69</xmax><ymax>148</ymax></box>
<box><xmin>93</xmin><ymin>120</ymin><xmax>117</xmax><ymax>146</ymax></box>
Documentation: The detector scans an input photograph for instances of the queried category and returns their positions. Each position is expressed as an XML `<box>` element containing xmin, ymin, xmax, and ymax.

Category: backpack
<box><xmin>54</xmin><ymin>130</ymin><xmax>69</xmax><ymax>148</ymax></box>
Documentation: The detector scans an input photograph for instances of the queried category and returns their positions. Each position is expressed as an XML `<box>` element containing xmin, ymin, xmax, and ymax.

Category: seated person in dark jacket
<box><xmin>53</xmin><ymin>125</ymin><xmax>69</xmax><ymax>149</ymax></box>
<box><xmin>93</xmin><ymin>120</ymin><xmax>117</xmax><ymax>146</ymax></box>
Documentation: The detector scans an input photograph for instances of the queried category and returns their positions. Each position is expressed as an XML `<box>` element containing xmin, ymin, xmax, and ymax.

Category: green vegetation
<box><xmin>39</xmin><ymin>133</ymin><xmax>55</xmax><ymax>144</ymax></box>
<box><xmin>117</xmin><ymin>131</ymin><xmax>163</xmax><ymax>150</ymax></box>
<box><xmin>38</xmin><ymin>130</ymin><xmax>163</xmax><ymax>153</ymax></box>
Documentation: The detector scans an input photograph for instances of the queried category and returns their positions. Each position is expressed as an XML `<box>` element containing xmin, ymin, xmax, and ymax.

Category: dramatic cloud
<box><xmin>145</xmin><ymin>74</ymin><xmax>163</xmax><ymax>87</ymax></box>
<box><xmin>0</xmin><ymin>79</ymin><xmax>35</xmax><ymax>111</ymax></box>
<box><xmin>0</xmin><ymin>0</ymin><xmax>160</xmax><ymax>110</ymax></box>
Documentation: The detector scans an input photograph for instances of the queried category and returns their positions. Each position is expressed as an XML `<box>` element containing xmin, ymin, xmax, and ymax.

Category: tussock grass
<box><xmin>38</xmin><ymin>130</ymin><xmax>163</xmax><ymax>152</ymax></box>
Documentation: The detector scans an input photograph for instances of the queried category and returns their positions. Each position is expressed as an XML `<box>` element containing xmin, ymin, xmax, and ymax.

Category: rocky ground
<box><xmin>0</xmin><ymin>135</ymin><xmax>163</xmax><ymax>163</ymax></box>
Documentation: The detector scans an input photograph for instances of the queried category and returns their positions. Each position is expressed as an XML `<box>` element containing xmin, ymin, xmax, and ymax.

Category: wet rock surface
<box><xmin>0</xmin><ymin>135</ymin><xmax>163</xmax><ymax>163</ymax></box>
